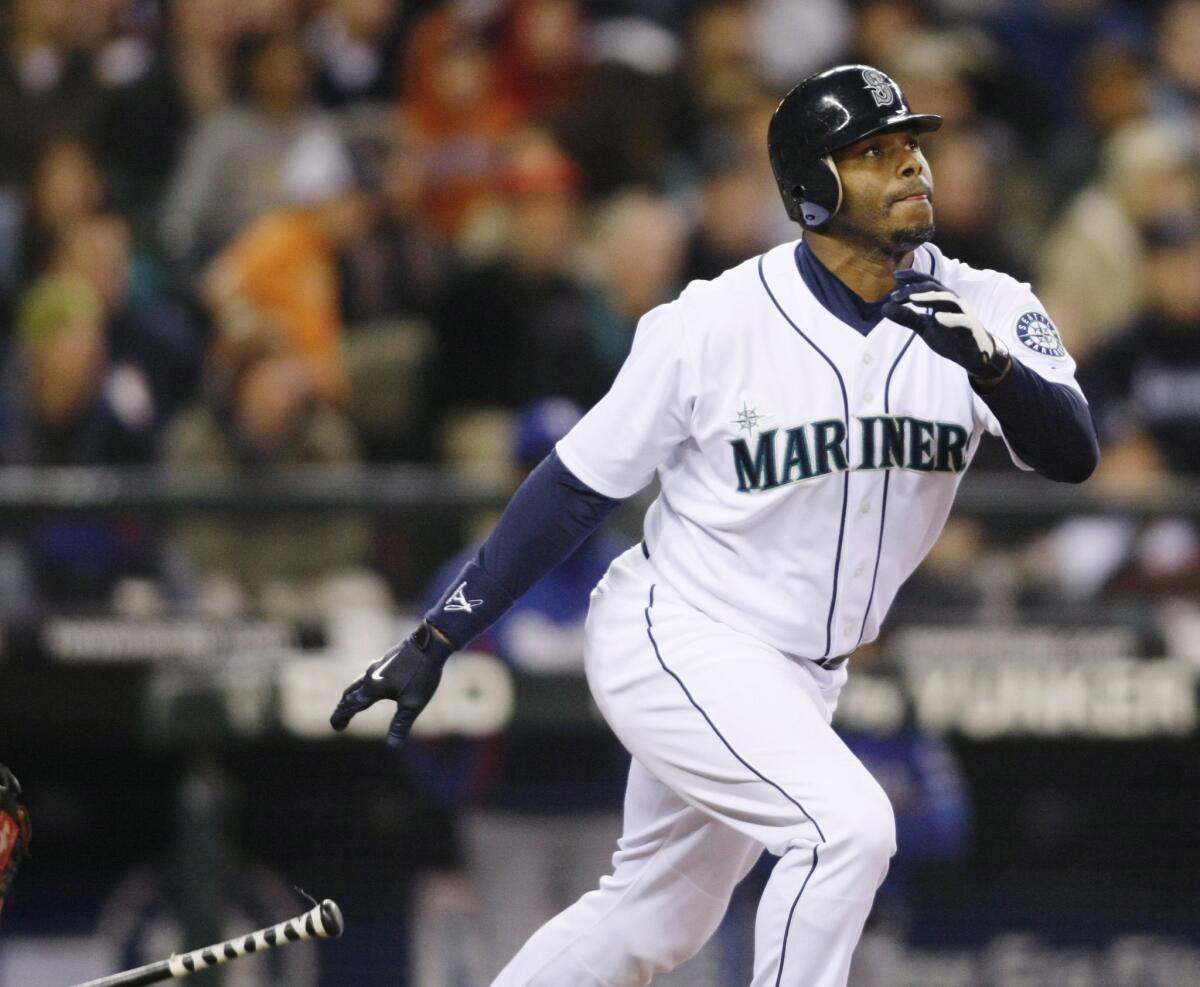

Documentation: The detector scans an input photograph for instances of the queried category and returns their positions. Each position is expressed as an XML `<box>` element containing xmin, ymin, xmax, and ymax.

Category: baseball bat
<box><xmin>71</xmin><ymin>898</ymin><xmax>344</xmax><ymax>987</ymax></box>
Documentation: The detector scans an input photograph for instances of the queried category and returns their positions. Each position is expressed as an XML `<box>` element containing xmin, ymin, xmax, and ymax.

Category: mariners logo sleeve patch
<box><xmin>1015</xmin><ymin>311</ymin><xmax>1066</xmax><ymax>357</ymax></box>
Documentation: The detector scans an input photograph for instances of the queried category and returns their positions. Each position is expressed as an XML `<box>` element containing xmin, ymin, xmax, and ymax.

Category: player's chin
<box><xmin>888</xmin><ymin>216</ymin><xmax>936</xmax><ymax>253</ymax></box>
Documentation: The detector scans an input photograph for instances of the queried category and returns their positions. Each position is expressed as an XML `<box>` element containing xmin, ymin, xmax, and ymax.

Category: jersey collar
<box><xmin>793</xmin><ymin>238</ymin><xmax>938</xmax><ymax>337</ymax></box>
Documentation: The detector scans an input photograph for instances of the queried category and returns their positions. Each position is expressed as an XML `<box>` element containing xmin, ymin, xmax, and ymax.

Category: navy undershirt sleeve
<box><xmin>425</xmin><ymin>449</ymin><xmax>623</xmax><ymax>647</ymax></box>
<box><xmin>977</xmin><ymin>358</ymin><xmax>1099</xmax><ymax>483</ymax></box>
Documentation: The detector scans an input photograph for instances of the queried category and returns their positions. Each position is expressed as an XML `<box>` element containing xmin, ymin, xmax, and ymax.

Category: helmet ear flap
<box><xmin>799</xmin><ymin>195</ymin><xmax>831</xmax><ymax>228</ymax></box>
<box><xmin>795</xmin><ymin>156</ymin><xmax>843</xmax><ymax>232</ymax></box>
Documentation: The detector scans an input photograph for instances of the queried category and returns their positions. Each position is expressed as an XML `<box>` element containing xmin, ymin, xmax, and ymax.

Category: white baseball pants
<box><xmin>491</xmin><ymin>545</ymin><xmax>895</xmax><ymax>987</ymax></box>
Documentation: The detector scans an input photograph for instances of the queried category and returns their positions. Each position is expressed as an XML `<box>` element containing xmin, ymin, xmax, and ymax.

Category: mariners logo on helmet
<box><xmin>862</xmin><ymin>69</ymin><xmax>895</xmax><ymax>107</ymax></box>
<box><xmin>1015</xmin><ymin>311</ymin><xmax>1066</xmax><ymax>357</ymax></box>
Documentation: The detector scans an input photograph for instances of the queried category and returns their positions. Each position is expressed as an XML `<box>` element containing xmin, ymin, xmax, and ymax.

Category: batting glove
<box><xmin>883</xmin><ymin>269</ymin><xmax>1011</xmax><ymax>386</ymax></box>
<box><xmin>329</xmin><ymin>621</ymin><xmax>455</xmax><ymax>748</ymax></box>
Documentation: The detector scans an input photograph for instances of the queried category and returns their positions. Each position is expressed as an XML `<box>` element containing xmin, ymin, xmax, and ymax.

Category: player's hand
<box><xmin>883</xmin><ymin>269</ymin><xmax>1011</xmax><ymax>386</ymax></box>
<box><xmin>329</xmin><ymin>621</ymin><xmax>455</xmax><ymax>748</ymax></box>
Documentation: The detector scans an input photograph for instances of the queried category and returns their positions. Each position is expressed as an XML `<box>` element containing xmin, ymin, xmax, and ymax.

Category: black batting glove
<box><xmin>883</xmin><ymin>269</ymin><xmax>1011</xmax><ymax>386</ymax></box>
<box><xmin>329</xmin><ymin>621</ymin><xmax>455</xmax><ymax>748</ymax></box>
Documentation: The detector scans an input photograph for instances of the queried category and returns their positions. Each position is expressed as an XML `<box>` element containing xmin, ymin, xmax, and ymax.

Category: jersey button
<box><xmin>863</xmin><ymin>353</ymin><xmax>872</xmax><ymax>364</ymax></box>
<box><xmin>854</xmin><ymin>564</ymin><xmax>865</xmax><ymax>578</ymax></box>
<box><xmin>863</xmin><ymin>389</ymin><xmax>875</xmax><ymax>402</ymax></box>
<box><xmin>860</xmin><ymin>500</ymin><xmax>871</xmax><ymax>514</ymax></box>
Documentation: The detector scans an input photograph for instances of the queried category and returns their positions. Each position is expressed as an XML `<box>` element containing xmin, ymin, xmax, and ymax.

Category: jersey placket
<box><xmin>832</xmin><ymin>326</ymin><xmax>906</xmax><ymax>656</ymax></box>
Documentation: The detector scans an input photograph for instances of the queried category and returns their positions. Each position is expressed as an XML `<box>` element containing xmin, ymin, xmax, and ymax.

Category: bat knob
<box><xmin>319</xmin><ymin>899</ymin><xmax>345</xmax><ymax>938</ymax></box>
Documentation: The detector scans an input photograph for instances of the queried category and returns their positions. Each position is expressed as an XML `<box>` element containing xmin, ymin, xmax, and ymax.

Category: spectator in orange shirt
<box><xmin>203</xmin><ymin>129</ymin><xmax>371</xmax><ymax>404</ymax></box>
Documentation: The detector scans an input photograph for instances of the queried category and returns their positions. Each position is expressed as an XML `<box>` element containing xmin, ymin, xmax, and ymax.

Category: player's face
<box><xmin>829</xmin><ymin>129</ymin><xmax>935</xmax><ymax>256</ymax></box>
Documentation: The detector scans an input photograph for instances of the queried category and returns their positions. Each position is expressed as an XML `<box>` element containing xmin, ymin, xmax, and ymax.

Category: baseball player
<box><xmin>332</xmin><ymin>65</ymin><xmax>1098</xmax><ymax>987</ymax></box>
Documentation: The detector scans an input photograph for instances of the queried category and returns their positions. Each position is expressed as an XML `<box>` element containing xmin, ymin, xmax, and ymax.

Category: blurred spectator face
<box><xmin>923</xmin><ymin>131</ymin><xmax>993</xmax><ymax>233</ymax></box>
<box><xmin>829</xmin><ymin>129</ymin><xmax>934</xmax><ymax>254</ymax></box>
<box><xmin>1138</xmin><ymin>164</ymin><xmax>1198</xmax><ymax>222</ymax></box>
<box><xmin>318</xmin><ymin>190</ymin><xmax>374</xmax><ymax>245</ymax></box>
<box><xmin>1158</xmin><ymin>0</ymin><xmax>1200</xmax><ymax>97</ymax></box>
<box><xmin>234</xmin><ymin>353</ymin><xmax>315</xmax><ymax>451</ymax></box>
<box><xmin>593</xmin><ymin>192</ymin><xmax>686</xmax><ymax>321</ymax></box>
<box><xmin>700</xmin><ymin>158</ymin><xmax>772</xmax><ymax>258</ymax></box>
<box><xmin>512</xmin><ymin>192</ymin><xmax>578</xmax><ymax>275</ymax></box>
<box><xmin>56</xmin><ymin>214</ymin><xmax>132</xmax><ymax>312</ymax></box>
<box><xmin>249</xmin><ymin>33</ymin><xmax>310</xmax><ymax>114</ymax></box>
<box><xmin>240</xmin><ymin>0</ymin><xmax>299</xmax><ymax>34</ymax></box>
<box><xmin>1080</xmin><ymin>43</ymin><xmax>1148</xmax><ymax>132</ymax></box>
<box><xmin>432</xmin><ymin>39</ymin><xmax>493</xmax><ymax>116</ymax></box>
<box><xmin>496</xmin><ymin>0</ymin><xmax>584</xmax><ymax>120</ymax></box>
<box><xmin>170</xmin><ymin>0</ymin><xmax>243</xmax><ymax>46</ymax></box>
<box><xmin>1145</xmin><ymin>238</ymin><xmax>1200</xmax><ymax>324</ymax></box>
<box><xmin>690</xmin><ymin>2</ymin><xmax>750</xmax><ymax>76</ymax></box>
<box><xmin>1104</xmin><ymin>122</ymin><xmax>1198</xmax><ymax>224</ymax></box>
<box><xmin>504</xmin><ymin>140</ymin><xmax>582</xmax><ymax>276</ymax></box>
<box><xmin>334</xmin><ymin>0</ymin><xmax>394</xmax><ymax>42</ymax></box>
<box><xmin>853</xmin><ymin>0</ymin><xmax>924</xmax><ymax>73</ymax></box>
<box><xmin>169</xmin><ymin>0</ymin><xmax>243</xmax><ymax>113</ymax></box>
<box><xmin>20</xmin><ymin>282</ymin><xmax>108</xmax><ymax>427</ymax></box>
<box><xmin>403</xmin><ymin>11</ymin><xmax>515</xmax><ymax>152</ymax></box>
<box><xmin>70</xmin><ymin>0</ymin><xmax>130</xmax><ymax>50</ymax></box>
<box><xmin>31</xmin><ymin>319</ymin><xmax>106</xmax><ymax>425</ymax></box>
<box><xmin>688</xmin><ymin>2</ymin><xmax>758</xmax><ymax>118</ymax></box>
<box><xmin>509</xmin><ymin>0</ymin><xmax>580</xmax><ymax>75</ymax></box>
<box><xmin>33</xmin><ymin>139</ymin><xmax>105</xmax><ymax>234</ymax></box>
<box><xmin>11</xmin><ymin>0</ymin><xmax>74</xmax><ymax>47</ymax></box>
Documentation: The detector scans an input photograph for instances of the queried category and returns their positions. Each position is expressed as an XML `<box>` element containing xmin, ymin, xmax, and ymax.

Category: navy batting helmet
<box><xmin>768</xmin><ymin>64</ymin><xmax>942</xmax><ymax>231</ymax></box>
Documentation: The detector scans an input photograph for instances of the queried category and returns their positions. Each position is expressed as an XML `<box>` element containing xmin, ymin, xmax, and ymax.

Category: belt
<box><xmin>640</xmin><ymin>537</ymin><xmax>848</xmax><ymax>672</ymax></box>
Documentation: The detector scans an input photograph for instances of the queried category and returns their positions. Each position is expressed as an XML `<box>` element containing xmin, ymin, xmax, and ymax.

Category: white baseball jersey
<box><xmin>557</xmin><ymin>239</ymin><xmax>1082</xmax><ymax>663</ymax></box>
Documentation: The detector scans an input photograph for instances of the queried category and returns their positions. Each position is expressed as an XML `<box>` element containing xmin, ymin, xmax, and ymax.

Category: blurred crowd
<box><xmin>0</xmin><ymin>0</ymin><xmax>1197</xmax><ymax>619</ymax></box>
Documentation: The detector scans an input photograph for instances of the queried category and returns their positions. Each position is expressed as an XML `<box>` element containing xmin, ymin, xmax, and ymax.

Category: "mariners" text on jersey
<box><xmin>730</xmin><ymin>416</ymin><xmax>970</xmax><ymax>492</ymax></box>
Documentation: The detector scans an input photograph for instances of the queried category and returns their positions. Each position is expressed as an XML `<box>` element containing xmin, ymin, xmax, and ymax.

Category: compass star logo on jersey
<box><xmin>1015</xmin><ymin>311</ymin><xmax>1065</xmax><ymax>357</ymax></box>
<box><xmin>731</xmin><ymin>402</ymin><xmax>767</xmax><ymax>433</ymax></box>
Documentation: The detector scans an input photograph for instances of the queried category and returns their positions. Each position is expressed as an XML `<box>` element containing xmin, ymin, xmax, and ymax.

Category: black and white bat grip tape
<box><xmin>70</xmin><ymin>900</ymin><xmax>343</xmax><ymax>986</ymax></box>
<box><xmin>167</xmin><ymin>900</ymin><xmax>344</xmax><ymax>977</ymax></box>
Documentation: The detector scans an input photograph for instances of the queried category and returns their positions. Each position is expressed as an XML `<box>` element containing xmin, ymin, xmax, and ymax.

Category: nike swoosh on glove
<box><xmin>882</xmin><ymin>268</ymin><xmax>1011</xmax><ymax>383</ymax></box>
<box><xmin>330</xmin><ymin>621</ymin><xmax>455</xmax><ymax>748</ymax></box>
